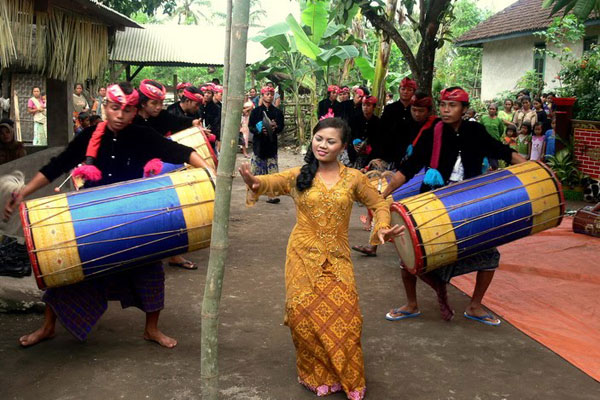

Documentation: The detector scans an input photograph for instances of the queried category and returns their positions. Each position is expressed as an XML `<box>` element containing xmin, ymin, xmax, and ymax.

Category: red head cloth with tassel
<box><xmin>212</xmin><ymin>85</ymin><xmax>223</xmax><ymax>94</ymax></box>
<box><xmin>182</xmin><ymin>88</ymin><xmax>204</xmax><ymax>104</ymax></box>
<box><xmin>260</xmin><ymin>86</ymin><xmax>275</xmax><ymax>95</ymax></box>
<box><xmin>73</xmin><ymin>84</ymin><xmax>139</xmax><ymax>183</ymax></box>
<box><xmin>327</xmin><ymin>85</ymin><xmax>340</xmax><ymax>94</ymax></box>
<box><xmin>339</xmin><ymin>87</ymin><xmax>350</xmax><ymax>94</ymax></box>
<box><xmin>139</xmin><ymin>79</ymin><xmax>166</xmax><ymax>101</ymax></box>
<box><xmin>176</xmin><ymin>82</ymin><xmax>191</xmax><ymax>91</ymax></box>
<box><xmin>440</xmin><ymin>87</ymin><xmax>469</xmax><ymax>102</ymax></box>
<box><xmin>410</xmin><ymin>94</ymin><xmax>433</xmax><ymax>108</ymax></box>
<box><xmin>362</xmin><ymin>96</ymin><xmax>377</xmax><ymax>105</ymax></box>
<box><xmin>400</xmin><ymin>77</ymin><xmax>418</xmax><ymax>90</ymax></box>
<box><xmin>354</xmin><ymin>88</ymin><xmax>365</xmax><ymax>97</ymax></box>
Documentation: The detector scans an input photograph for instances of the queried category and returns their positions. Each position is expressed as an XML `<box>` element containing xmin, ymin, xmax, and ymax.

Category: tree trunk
<box><xmin>200</xmin><ymin>1</ymin><xmax>250</xmax><ymax>399</ymax></box>
<box><xmin>360</xmin><ymin>0</ymin><xmax>451</xmax><ymax>96</ymax></box>
<box><xmin>371</xmin><ymin>0</ymin><xmax>398</xmax><ymax>115</ymax></box>
<box><xmin>220</xmin><ymin>0</ymin><xmax>233</xmax><ymax>134</ymax></box>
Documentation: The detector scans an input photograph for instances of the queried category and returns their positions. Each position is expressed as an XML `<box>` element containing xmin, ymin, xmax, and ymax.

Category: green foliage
<box><xmin>516</xmin><ymin>70</ymin><xmax>546</xmax><ymax>98</ymax></box>
<box><xmin>543</xmin><ymin>0</ymin><xmax>600</xmax><ymax>20</ymax></box>
<box><xmin>434</xmin><ymin>0</ymin><xmax>492</xmax><ymax>95</ymax></box>
<box><xmin>536</xmin><ymin>15</ymin><xmax>600</xmax><ymax>120</ymax></box>
<box><xmin>97</xmin><ymin>0</ymin><xmax>176</xmax><ymax>17</ymax></box>
<box><xmin>558</xmin><ymin>45</ymin><xmax>600</xmax><ymax>120</ymax></box>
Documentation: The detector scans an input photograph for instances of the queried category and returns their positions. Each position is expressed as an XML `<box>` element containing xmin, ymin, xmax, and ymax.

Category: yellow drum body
<box><xmin>170</xmin><ymin>126</ymin><xmax>218</xmax><ymax>170</ymax></box>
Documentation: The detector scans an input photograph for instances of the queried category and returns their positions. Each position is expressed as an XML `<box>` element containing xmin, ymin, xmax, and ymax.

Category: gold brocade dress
<box><xmin>247</xmin><ymin>162</ymin><xmax>391</xmax><ymax>400</ymax></box>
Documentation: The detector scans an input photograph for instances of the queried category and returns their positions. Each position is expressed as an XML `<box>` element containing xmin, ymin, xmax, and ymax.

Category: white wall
<box><xmin>480</xmin><ymin>26</ymin><xmax>600</xmax><ymax>100</ymax></box>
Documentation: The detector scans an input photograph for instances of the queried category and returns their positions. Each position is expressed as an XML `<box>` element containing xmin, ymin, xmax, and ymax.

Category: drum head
<box><xmin>390</xmin><ymin>205</ymin><xmax>417</xmax><ymax>273</ymax></box>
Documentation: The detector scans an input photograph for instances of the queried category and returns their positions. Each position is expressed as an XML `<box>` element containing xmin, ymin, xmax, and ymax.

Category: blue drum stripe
<box><xmin>66</xmin><ymin>175</ymin><xmax>189</xmax><ymax>277</ymax></box>
<box><xmin>433</xmin><ymin>170</ymin><xmax>533</xmax><ymax>258</ymax></box>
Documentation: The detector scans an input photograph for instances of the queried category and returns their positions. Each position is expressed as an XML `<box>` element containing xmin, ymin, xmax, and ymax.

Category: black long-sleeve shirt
<box><xmin>40</xmin><ymin>124</ymin><xmax>194</xmax><ymax>187</ymax></box>
<box><xmin>167</xmin><ymin>101</ymin><xmax>203</xmax><ymax>120</ymax></box>
<box><xmin>249</xmin><ymin>104</ymin><xmax>284</xmax><ymax>159</ymax></box>
<box><xmin>203</xmin><ymin>101</ymin><xmax>222</xmax><ymax>141</ymax></box>
<box><xmin>133</xmin><ymin>110</ymin><xmax>194</xmax><ymax>137</ymax></box>
<box><xmin>398</xmin><ymin>120</ymin><xmax>515</xmax><ymax>191</ymax></box>
<box><xmin>380</xmin><ymin>100</ymin><xmax>413</xmax><ymax>161</ymax></box>
<box><xmin>339</xmin><ymin>100</ymin><xmax>362</xmax><ymax>123</ymax></box>
<box><xmin>317</xmin><ymin>98</ymin><xmax>343</xmax><ymax>119</ymax></box>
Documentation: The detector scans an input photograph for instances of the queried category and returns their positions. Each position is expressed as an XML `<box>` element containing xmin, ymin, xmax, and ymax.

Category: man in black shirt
<box><xmin>348</xmin><ymin>95</ymin><xmax>381</xmax><ymax>168</ymax></box>
<box><xmin>202</xmin><ymin>84</ymin><xmax>222</xmax><ymax>149</ymax></box>
<box><xmin>135</xmin><ymin>79</ymin><xmax>200</xmax><ymax>137</ymax></box>
<box><xmin>380</xmin><ymin>77</ymin><xmax>416</xmax><ymax>160</ymax></box>
<box><xmin>352</xmin><ymin>92</ymin><xmax>439</xmax><ymax>256</ymax></box>
<box><xmin>317</xmin><ymin>85</ymin><xmax>343</xmax><ymax>119</ymax></box>
<box><xmin>4</xmin><ymin>82</ymin><xmax>211</xmax><ymax>349</ymax></box>
<box><xmin>339</xmin><ymin>86</ymin><xmax>368</xmax><ymax>123</ymax></box>
<box><xmin>166</xmin><ymin>86</ymin><xmax>203</xmax><ymax>122</ymax></box>
<box><xmin>381</xmin><ymin>87</ymin><xmax>527</xmax><ymax>326</ymax></box>
<box><xmin>249</xmin><ymin>86</ymin><xmax>285</xmax><ymax>203</ymax></box>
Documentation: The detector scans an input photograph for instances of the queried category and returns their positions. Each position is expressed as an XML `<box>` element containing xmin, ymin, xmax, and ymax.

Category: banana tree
<box><xmin>252</xmin><ymin>0</ymin><xmax>362</xmax><ymax>145</ymax></box>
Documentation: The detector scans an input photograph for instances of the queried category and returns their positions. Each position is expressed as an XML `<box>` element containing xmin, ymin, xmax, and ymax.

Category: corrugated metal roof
<box><xmin>52</xmin><ymin>0</ymin><xmax>142</xmax><ymax>29</ymax></box>
<box><xmin>110</xmin><ymin>25</ymin><xmax>268</xmax><ymax>66</ymax></box>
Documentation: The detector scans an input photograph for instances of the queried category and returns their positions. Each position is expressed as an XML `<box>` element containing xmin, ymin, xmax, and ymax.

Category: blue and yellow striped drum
<box><xmin>390</xmin><ymin>161</ymin><xmax>565</xmax><ymax>275</ymax></box>
<box><xmin>390</xmin><ymin>168</ymin><xmax>425</xmax><ymax>202</ymax></box>
<box><xmin>20</xmin><ymin>168</ymin><xmax>215</xmax><ymax>289</ymax></box>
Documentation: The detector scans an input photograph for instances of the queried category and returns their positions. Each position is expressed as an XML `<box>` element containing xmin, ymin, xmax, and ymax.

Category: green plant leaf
<box><xmin>301</xmin><ymin>0</ymin><xmax>329</xmax><ymax>44</ymax></box>
<box><xmin>323</xmin><ymin>21</ymin><xmax>347</xmax><ymax>39</ymax></box>
<box><xmin>354</xmin><ymin>56</ymin><xmax>375</xmax><ymax>81</ymax></box>
<box><xmin>573</xmin><ymin>0</ymin><xmax>596</xmax><ymax>20</ymax></box>
<box><xmin>286</xmin><ymin>14</ymin><xmax>322</xmax><ymax>60</ymax></box>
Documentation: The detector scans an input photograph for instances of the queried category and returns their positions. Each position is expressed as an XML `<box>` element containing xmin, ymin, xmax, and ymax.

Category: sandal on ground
<box><xmin>385</xmin><ymin>308</ymin><xmax>421</xmax><ymax>321</ymax></box>
<box><xmin>351</xmin><ymin>244</ymin><xmax>377</xmax><ymax>256</ymax></box>
<box><xmin>266</xmin><ymin>198</ymin><xmax>280</xmax><ymax>204</ymax></box>
<box><xmin>168</xmin><ymin>260</ymin><xmax>197</xmax><ymax>270</ymax></box>
<box><xmin>463</xmin><ymin>311</ymin><xmax>501</xmax><ymax>326</ymax></box>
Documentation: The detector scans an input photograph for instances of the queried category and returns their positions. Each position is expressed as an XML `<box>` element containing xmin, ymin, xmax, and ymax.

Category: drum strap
<box><xmin>429</xmin><ymin>121</ymin><xmax>444</xmax><ymax>170</ymax></box>
<box><xmin>406</xmin><ymin>115</ymin><xmax>437</xmax><ymax>157</ymax></box>
<box><xmin>423</xmin><ymin>121</ymin><xmax>445</xmax><ymax>188</ymax></box>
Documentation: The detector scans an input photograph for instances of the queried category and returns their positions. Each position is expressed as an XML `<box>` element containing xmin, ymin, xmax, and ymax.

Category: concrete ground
<box><xmin>1</xmin><ymin>151</ymin><xmax>599</xmax><ymax>400</ymax></box>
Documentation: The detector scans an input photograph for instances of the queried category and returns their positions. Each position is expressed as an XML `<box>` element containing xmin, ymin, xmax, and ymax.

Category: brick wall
<box><xmin>573</xmin><ymin>120</ymin><xmax>600</xmax><ymax>179</ymax></box>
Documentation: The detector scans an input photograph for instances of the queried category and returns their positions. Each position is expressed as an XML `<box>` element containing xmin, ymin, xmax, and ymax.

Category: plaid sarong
<box><xmin>43</xmin><ymin>261</ymin><xmax>165</xmax><ymax>341</ymax></box>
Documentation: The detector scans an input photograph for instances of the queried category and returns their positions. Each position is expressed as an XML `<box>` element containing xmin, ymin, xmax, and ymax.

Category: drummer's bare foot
<box><xmin>351</xmin><ymin>244</ymin><xmax>377</xmax><ymax>256</ymax></box>
<box><xmin>19</xmin><ymin>326</ymin><xmax>55</xmax><ymax>347</ymax></box>
<box><xmin>144</xmin><ymin>311</ymin><xmax>177</xmax><ymax>348</ymax></box>
<box><xmin>20</xmin><ymin>305</ymin><xmax>56</xmax><ymax>347</ymax></box>
<box><xmin>144</xmin><ymin>329</ymin><xmax>177</xmax><ymax>348</ymax></box>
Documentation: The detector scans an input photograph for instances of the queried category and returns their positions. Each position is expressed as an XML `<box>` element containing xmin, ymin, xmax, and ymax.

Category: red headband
<box><xmin>176</xmin><ymin>82</ymin><xmax>191</xmax><ymax>90</ymax></box>
<box><xmin>213</xmin><ymin>85</ymin><xmax>223</xmax><ymax>94</ymax></box>
<box><xmin>400</xmin><ymin>77</ymin><xmax>418</xmax><ymax>90</ymax></box>
<box><xmin>139</xmin><ymin>79</ymin><xmax>166</xmax><ymax>101</ymax></box>
<box><xmin>106</xmin><ymin>84</ymin><xmax>139</xmax><ymax>110</ymax></box>
<box><xmin>355</xmin><ymin>88</ymin><xmax>365</xmax><ymax>97</ymax></box>
<box><xmin>339</xmin><ymin>87</ymin><xmax>350</xmax><ymax>94</ymax></box>
<box><xmin>261</xmin><ymin>86</ymin><xmax>275</xmax><ymax>94</ymax></box>
<box><xmin>440</xmin><ymin>88</ymin><xmax>469</xmax><ymax>102</ymax></box>
<box><xmin>362</xmin><ymin>96</ymin><xmax>377</xmax><ymax>105</ymax></box>
<box><xmin>411</xmin><ymin>95</ymin><xmax>433</xmax><ymax>108</ymax></box>
<box><xmin>182</xmin><ymin>89</ymin><xmax>204</xmax><ymax>104</ymax></box>
<box><xmin>328</xmin><ymin>85</ymin><xmax>339</xmax><ymax>93</ymax></box>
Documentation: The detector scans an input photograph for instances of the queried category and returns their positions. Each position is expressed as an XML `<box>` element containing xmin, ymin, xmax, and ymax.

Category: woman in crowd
<box><xmin>28</xmin><ymin>86</ymin><xmax>47</xmax><ymax>146</ymax></box>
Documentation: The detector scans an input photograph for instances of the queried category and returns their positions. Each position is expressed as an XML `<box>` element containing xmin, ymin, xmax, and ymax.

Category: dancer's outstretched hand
<box><xmin>238</xmin><ymin>163</ymin><xmax>260</xmax><ymax>191</ymax></box>
<box><xmin>377</xmin><ymin>224</ymin><xmax>405</xmax><ymax>245</ymax></box>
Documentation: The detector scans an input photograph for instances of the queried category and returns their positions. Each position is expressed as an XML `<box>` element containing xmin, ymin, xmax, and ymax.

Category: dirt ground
<box><xmin>1</xmin><ymin>150</ymin><xmax>599</xmax><ymax>400</ymax></box>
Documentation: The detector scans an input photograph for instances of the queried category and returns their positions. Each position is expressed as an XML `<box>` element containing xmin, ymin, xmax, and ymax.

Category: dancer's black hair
<box><xmin>296</xmin><ymin>117</ymin><xmax>351</xmax><ymax>192</ymax></box>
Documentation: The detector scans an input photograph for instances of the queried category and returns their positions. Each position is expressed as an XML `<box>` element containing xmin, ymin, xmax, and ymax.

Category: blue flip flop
<box><xmin>463</xmin><ymin>312</ymin><xmax>501</xmax><ymax>326</ymax></box>
<box><xmin>385</xmin><ymin>309</ymin><xmax>421</xmax><ymax>321</ymax></box>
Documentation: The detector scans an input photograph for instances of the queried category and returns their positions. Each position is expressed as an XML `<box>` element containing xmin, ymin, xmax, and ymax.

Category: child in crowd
<box><xmin>513</xmin><ymin>101</ymin><xmax>521</xmax><ymax>113</ymax></box>
<box><xmin>74</xmin><ymin>112</ymin><xmax>90</xmax><ymax>136</ymax></box>
<box><xmin>533</xmin><ymin>97</ymin><xmax>549</xmax><ymax>131</ymax></box>
<box><xmin>465</xmin><ymin>108</ymin><xmax>477</xmax><ymax>121</ymax></box>
<box><xmin>544</xmin><ymin>118</ymin><xmax>556</xmax><ymax>161</ymax></box>
<box><xmin>529</xmin><ymin>122</ymin><xmax>546</xmax><ymax>161</ymax></box>
<box><xmin>504</xmin><ymin>124</ymin><xmax>518</xmax><ymax>151</ymax></box>
<box><xmin>516</xmin><ymin>123</ymin><xmax>531</xmax><ymax>158</ymax></box>
<box><xmin>89</xmin><ymin>115</ymin><xmax>102</xmax><ymax>127</ymax></box>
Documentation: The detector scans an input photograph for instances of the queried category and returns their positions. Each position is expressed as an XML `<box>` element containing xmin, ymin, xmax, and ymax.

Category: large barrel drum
<box><xmin>20</xmin><ymin>168</ymin><xmax>215</xmax><ymax>289</ymax></box>
<box><xmin>390</xmin><ymin>161</ymin><xmax>564</xmax><ymax>274</ymax></box>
